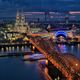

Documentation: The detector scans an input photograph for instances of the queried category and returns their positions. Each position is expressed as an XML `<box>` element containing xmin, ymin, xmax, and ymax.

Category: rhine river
<box><xmin>56</xmin><ymin>44</ymin><xmax>80</xmax><ymax>59</ymax></box>
<box><xmin>0</xmin><ymin>46</ymin><xmax>46</xmax><ymax>80</ymax></box>
<box><xmin>0</xmin><ymin>44</ymin><xmax>80</xmax><ymax>80</ymax></box>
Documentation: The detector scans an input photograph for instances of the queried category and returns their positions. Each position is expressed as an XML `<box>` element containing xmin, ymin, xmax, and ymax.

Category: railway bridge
<box><xmin>28</xmin><ymin>35</ymin><xmax>80</xmax><ymax>80</ymax></box>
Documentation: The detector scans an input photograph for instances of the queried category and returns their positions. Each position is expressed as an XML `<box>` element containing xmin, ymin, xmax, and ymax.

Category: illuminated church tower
<box><xmin>14</xmin><ymin>11</ymin><xmax>30</xmax><ymax>33</ymax></box>
<box><xmin>15</xmin><ymin>11</ymin><xmax>21</xmax><ymax>26</ymax></box>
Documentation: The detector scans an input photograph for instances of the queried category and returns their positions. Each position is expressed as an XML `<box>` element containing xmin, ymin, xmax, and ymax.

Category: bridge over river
<box><xmin>28</xmin><ymin>35</ymin><xmax>80</xmax><ymax>80</ymax></box>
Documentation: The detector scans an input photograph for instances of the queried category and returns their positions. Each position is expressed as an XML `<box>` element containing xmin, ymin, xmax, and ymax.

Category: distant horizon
<box><xmin>0</xmin><ymin>11</ymin><xmax>80</xmax><ymax>18</ymax></box>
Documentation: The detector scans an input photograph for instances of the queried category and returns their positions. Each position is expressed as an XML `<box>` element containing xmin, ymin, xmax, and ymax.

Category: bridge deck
<box><xmin>28</xmin><ymin>36</ymin><xmax>77</xmax><ymax>80</ymax></box>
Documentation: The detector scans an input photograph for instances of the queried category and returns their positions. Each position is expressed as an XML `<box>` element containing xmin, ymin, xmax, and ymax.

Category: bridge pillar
<box><xmin>31</xmin><ymin>45</ymin><xmax>35</xmax><ymax>53</ymax></box>
<box><xmin>30</xmin><ymin>44</ymin><xmax>35</xmax><ymax>53</ymax></box>
<box><xmin>29</xmin><ymin>43</ymin><xmax>38</xmax><ymax>53</ymax></box>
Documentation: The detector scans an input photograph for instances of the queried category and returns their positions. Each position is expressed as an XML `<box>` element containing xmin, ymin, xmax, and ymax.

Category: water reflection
<box><xmin>57</xmin><ymin>44</ymin><xmax>67</xmax><ymax>53</ymax></box>
<box><xmin>57</xmin><ymin>44</ymin><xmax>80</xmax><ymax>59</ymax></box>
<box><xmin>0</xmin><ymin>46</ymin><xmax>31</xmax><ymax>54</ymax></box>
<box><xmin>0</xmin><ymin>57</ymin><xmax>46</xmax><ymax>80</ymax></box>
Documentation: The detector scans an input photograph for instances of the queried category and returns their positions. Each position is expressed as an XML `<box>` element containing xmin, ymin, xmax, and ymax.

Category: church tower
<box><xmin>20</xmin><ymin>11</ymin><xmax>30</xmax><ymax>33</ymax></box>
<box><xmin>21</xmin><ymin>12</ymin><xmax>25</xmax><ymax>25</ymax></box>
<box><xmin>14</xmin><ymin>10</ymin><xmax>30</xmax><ymax>33</ymax></box>
<box><xmin>15</xmin><ymin>10</ymin><xmax>21</xmax><ymax>25</ymax></box>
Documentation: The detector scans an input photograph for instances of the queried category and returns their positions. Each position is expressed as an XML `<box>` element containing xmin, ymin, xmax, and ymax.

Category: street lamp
<box><xmin>75</xmin><ymin>63</ymin><xmax>78</xmax><ymax>67</ymax></box>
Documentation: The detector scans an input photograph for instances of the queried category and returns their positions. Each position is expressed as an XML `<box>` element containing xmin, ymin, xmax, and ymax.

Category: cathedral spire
<box><xmin>21</xmin><ymin>10</ymin><xmax>25</xmax><ymax>24</ymax></box>
<box><xmin>14</xmin><ymin>10</ymin><xmax>30</xmax><ymax>33</ymax></box>
<box><xmin>16</xmin><ymin>10</ymin><xmax>21</xmax><ymax>24</ymax></box>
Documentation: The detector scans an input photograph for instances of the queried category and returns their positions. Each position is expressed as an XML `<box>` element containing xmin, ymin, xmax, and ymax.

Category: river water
<box><xmin>56</xmin><ymin>44</ymin><xmax>80</xmax><ymax>59</ymax></box>
<box><xmin>0</xmin><ymin>57</ymin><xmax>46</xmax><ymax>80</ymax></box>
<box><xmin>0</xmin><ymin>44</ymin><xmax>80</xmax><ymax>80</ymax></box>
<box><xmin>0</xmin><ymin>46</ymin><xmax>46</xmax><ymax>80</ymax></box>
